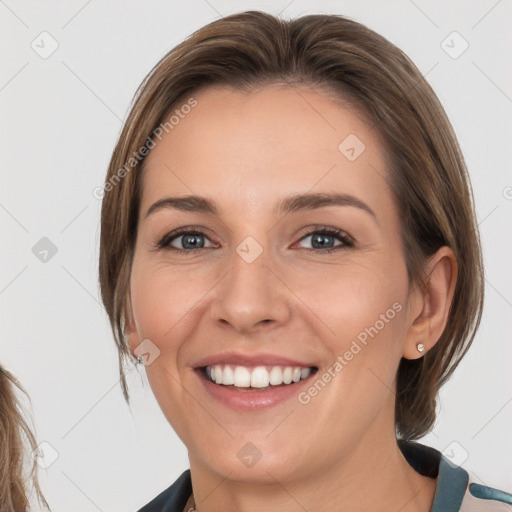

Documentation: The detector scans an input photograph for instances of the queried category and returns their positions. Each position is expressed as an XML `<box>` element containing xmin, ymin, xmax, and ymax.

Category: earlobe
<box><xmin>403</xmin><ymin>246</ymin><xmax>457</xmax><ymax>360</ymax></box>
<box><xmin>124</xmin><ymin>325</ymin><xmax>140</xmax><ymax>356</ymax></box>
<box><xmin>123</xmin><ymin>296</ymin><xmax>141</xmax><ymax>355</ymax></box>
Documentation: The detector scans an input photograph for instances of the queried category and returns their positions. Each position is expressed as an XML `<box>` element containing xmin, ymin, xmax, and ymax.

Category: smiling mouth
<box><xmin>198</xmin><ymin>364</ymin><xmax>319</xmax><ymax>391</ymax></box>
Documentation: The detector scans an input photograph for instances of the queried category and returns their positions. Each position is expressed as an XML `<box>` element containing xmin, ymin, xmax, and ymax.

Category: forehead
<box><xmin>140</xmin><ymin>84</ymin><xmax>393</xmax><ymax>219</ymax></box>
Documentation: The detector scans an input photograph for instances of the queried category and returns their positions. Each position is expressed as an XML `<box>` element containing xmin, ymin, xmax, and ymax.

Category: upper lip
<box><xmin>192</xmin><ymin>351</ymin><xmax>317</xmax><ymax>369</ymax></box>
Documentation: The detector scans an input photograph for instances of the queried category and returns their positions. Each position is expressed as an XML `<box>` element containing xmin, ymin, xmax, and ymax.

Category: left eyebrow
<box><xmin>144</xmin><ymin>192</ymin><xmax>376</xmax><ymax>221</ymax></box>
<box><xmin>274</xmin><ymin>192</ymin><xmax>376</xmax><ymax>219</ymax></box>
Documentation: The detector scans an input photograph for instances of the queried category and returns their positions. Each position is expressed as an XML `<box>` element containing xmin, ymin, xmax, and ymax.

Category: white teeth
<box><xmin>269</xmin><ymin>366</ymin><xmax>283</xmax><ymax>385</ymax></box>
<box><xmin>250</xmin><ymin>366</ymin><xmax>270</xmax><ymax>388</ymax></box>
<box><xmin>233</xmin><ymin>366</ymin><xmax>251</xmax><ymax>387</ymax></box>
<box><xmin>300</xmin><ymin>367</ymin><xmax>310</xmax><ymax>379</ymax></box>
<box><xmin>205</xmin><ymin>364</ymin><xmax>312</xmax><ymax>388</ymax></box>
<box><xmin>282</xmin><ymin>367</ymin><xmax>293</xmax><ymax>384</ymax></box>
<box><xmin>223</xmin><ymin>365</ymin><xmax>234</xmax><ymax>385</ymax></box>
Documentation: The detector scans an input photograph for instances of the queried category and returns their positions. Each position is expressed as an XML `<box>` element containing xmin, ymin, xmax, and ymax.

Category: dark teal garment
<box><xmin>137</xmin><ymin>440</ymin><xmax>512</xmax><ymax>512</ymax></box>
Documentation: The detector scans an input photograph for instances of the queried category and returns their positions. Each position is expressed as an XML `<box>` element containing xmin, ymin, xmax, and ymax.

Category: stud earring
<box><xmin>416</xmin><ymin>343</ymin><xmax>425</xmax><ymax>353</ymax></box>
<box><xmin>135</xmin><ymin>355</ymin><xmax>143</xmax><ymax>365</ymax></box>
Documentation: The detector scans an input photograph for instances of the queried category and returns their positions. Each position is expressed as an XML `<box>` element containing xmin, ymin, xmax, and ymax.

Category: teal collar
<box><xmin>430</xmin><ymin>454</ymin><xmax>469</xmax><ymax>511</ymax></box>
<box><xmin>398</xmin><ymin>440</ymin><xmax>469</xmax><ymax>512</ymax></box>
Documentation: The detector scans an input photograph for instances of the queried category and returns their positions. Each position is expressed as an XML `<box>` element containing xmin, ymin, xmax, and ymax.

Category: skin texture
<box><xmin>126</xmin><ymin>84</ymin><xmax>457</xmax><ymax>512</ymax></box>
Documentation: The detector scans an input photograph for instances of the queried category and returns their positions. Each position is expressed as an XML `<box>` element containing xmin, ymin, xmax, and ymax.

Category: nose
<box><xmin>209</xmin><ymin>243</ymin><xmax>291</xmax><ymax>334</ymax></box>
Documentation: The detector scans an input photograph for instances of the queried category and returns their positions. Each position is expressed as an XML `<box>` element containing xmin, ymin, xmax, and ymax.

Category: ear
<box><xmin>402</xmin><ymin>246</ymin><xmax>458</xmax><ymax>360</ymax></box>
<box><xmin>124</xmin><ymin>293</ymin><xmax>142</xmax><ymax>356</ymax></box>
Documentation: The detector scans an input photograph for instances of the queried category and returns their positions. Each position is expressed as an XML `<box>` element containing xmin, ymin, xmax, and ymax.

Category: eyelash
<box><xmin>155</xmin><ymin>226</ymin><xmax>354</xmax><ymax>255</ymax></box>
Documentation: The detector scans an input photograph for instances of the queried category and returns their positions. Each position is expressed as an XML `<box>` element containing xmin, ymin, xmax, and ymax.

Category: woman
<box><xmin>98</xmin><ymin>11</ymin><xmax>512</xmax><ymax>512</ymax></box>
<box><xmin>0</xmin><ymin>364</ymin><xmax>50</xmax><ymax>511</ymax></box>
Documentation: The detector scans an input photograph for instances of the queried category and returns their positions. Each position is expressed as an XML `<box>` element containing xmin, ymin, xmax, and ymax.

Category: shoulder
<box><xmin>398</xmin><ymin>440</ymin><xmax>512</xmax><ymax>511</ymax></box>
<box><xmin>434</xmin><ymin>452</ymin><xmax>512</xmax><ymax>511</ymax></box>
<box><xmin>137</xmin><ymin>469</ymin><xmax>192</xmax><ymax>512</ymax></box>
<box><xmin>459</xmin><ymin>471</ymin><xmax>512</xmax><ymax>512</ymax></box>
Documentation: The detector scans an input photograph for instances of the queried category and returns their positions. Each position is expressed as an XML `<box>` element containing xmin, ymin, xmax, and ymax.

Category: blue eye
<box><xmin>155</xmin><ymin>226</ymin><xmax>353</xmax><ymax>255</ymax></box>
<box><xmin>296</xmin><ymin>228</ymin><xmax>353</xmax><ymax>253</ymax></box>
<box><xmin>157</xmin><ymin>229</ymin><xmax>215</xmax><ymax>252</ymax></box>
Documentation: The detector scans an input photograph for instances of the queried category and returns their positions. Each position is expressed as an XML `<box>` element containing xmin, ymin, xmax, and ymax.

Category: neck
<box><xmin>187</xmin><ymin>410</ymin><xmax>437</xmax><ymax>512</ymax></box>
<box><xmin>187</xmin><ymin>447</ymin><xmax>437</xmax><ymax>512</ymax></box>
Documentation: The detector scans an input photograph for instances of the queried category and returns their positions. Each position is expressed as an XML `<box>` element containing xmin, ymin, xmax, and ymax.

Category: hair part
<box><xmin>99</xmin><ymin>10</ymin><xmax>484</xmax><ymax>440</ymax></box>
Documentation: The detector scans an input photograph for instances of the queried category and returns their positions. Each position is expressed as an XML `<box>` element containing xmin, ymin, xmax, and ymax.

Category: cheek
<box><xmin>297</xmin><ymin>263</ymin><xmax>407</xmax><ymax>423</ymax></box>
<box><xmin>130</xmin><ymin>262</ymin><xmax>206</xmax><ymax>341</ymax></box>
<box><xmin>131</xmin><ymin>248</ymin><xmax>409</xmax><ymax>352</ymax></box>
<box><xmin>129</xmin><ymin>264</ymin><xmax>203</xmax><ymax>434</ymax></box>
<box><xmin>293</xmin><ymin>255</ymin><xmax>408</xmax><ymax>342</ymax></box>
<box><xmin>295</xmin><ymin>256</ymin><xmax>409</xmax><ymax>412</ymax></box>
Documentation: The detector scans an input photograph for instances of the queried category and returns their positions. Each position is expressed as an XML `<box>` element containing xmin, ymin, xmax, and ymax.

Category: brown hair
<box><xmin>99</xmin><ymin>10</ymin><xmax>484</xmax><ymax>440</ymax></box>
<box><xmin>0</xmin><ymin>364</ymin><xmax>50</xmax><ymax>511</ymax></box>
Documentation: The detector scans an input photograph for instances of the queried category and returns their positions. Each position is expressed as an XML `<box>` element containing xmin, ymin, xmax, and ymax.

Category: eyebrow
<box><xmin>144</xmin><ymin>192</ymin><xmax>376</xmax><ymax>220</ymax></box>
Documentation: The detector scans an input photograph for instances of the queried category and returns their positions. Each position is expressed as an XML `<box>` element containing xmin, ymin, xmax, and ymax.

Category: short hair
<box><xmin>98</xmin><ymin>10</ymin><xmax>484</xmax><ymax>440</ymax></box>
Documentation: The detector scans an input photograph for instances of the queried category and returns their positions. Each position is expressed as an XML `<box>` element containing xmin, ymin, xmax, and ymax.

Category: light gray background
<box><xmin>1</xmin><ymin>1</ymin><xmax>511</xmax><ymax>510</ymax></box>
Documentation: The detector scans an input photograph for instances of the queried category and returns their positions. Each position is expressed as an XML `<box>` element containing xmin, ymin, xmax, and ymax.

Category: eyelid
<box><xmin>296</xmin><ymin>225</ymin><xmax>354</xmax><ymax>245</ymax></box>
<box><xmin>154</xmin><ymin>226</ymin><xmax>218</xmax><ymax>252</ymax></box>
<box><xmin>293</xmin><ymin>226</ymin><xmax>354</xmax><ymax>253</ymax></box>
<box><xmin>155</xmin><ymin>225</ymin><xmax>355</xmax><ymax>253</ymax></box>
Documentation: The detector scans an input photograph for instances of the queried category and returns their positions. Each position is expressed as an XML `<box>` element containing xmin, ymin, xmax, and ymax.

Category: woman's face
<box><xmin>127</xmin><ymin>84</ymin><xmax>419</xmax><ymax>482</ymax></box>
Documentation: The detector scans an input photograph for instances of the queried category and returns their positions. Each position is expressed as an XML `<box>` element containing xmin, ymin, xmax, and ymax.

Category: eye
<box><xmin>295</xmin><ymin>227</ymin><xmax>353</xmax><ymax>253</ymax></box>
<box><xmin>155</xmin><ymin>226</ymin><xmax>354</xmax><ymax>255</ymax></box>
<box><xmin>156</xmin><ymin>228</ymin><xmax>216</xmax><ymax>253</ymax></box>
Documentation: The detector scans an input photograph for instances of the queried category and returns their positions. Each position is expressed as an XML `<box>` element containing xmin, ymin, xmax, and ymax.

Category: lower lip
<box><xmin>195</xmin><ymin>368</ymin><xmax>316</xmax><ymax>411</ymax></box>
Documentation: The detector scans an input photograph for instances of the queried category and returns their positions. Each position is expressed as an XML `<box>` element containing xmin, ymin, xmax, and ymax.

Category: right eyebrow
<box><xmin>144</xmin><ymin>195</ymin><xmax>219</xmax><ymax>219</ymax></box>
